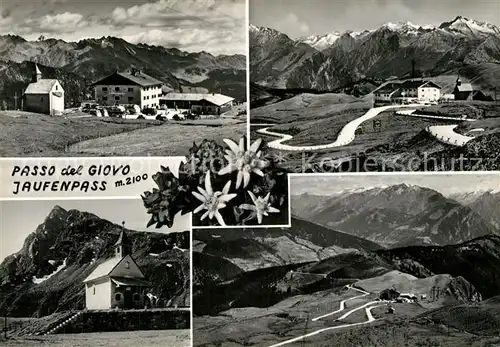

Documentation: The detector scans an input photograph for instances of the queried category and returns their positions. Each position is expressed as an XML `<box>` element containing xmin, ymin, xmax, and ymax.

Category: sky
<box><xmin>250</xmin><ymin>0</ymin><xmax>500</xmax><ymax>38</ymax></box>
<box><xmin>0</xmin><ymin>199</ymin><xmax>190</xmax><ymax>262</ymax></box>
<box><xmin>0</xmin><ymin>0</ymin><xmax>246</xmax><ymax>55</ymax></box>
<box><xmin>291</xmin><ymin>174</ymin><xmax>500</xmax><ymax>196</ymax></box>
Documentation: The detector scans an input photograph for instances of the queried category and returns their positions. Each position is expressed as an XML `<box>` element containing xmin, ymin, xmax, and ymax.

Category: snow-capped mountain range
<box><xmin>249</xmin><ymin>16</ymin><xmax>500</xmax><ymax>91</ymax></box>
<box><xmin>297</xmin><ymin>16</ymin><xmax>500</xmax><ymax>51</ymax></box>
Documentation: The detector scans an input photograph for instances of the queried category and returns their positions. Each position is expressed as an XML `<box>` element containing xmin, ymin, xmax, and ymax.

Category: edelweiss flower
<box><xmin>218</xmin><ymin>138</ymin><xmax>269</xmax><ymax>188</ymax></box>
<box><xmin>240</xmin><ymin>191</ymin><xmax>280</xmax><ymax>224</ymax></box>
<box><xmin>192</xmin><ymin>171</ymin><xmax>236</xmax><ymax>226</ymax></box>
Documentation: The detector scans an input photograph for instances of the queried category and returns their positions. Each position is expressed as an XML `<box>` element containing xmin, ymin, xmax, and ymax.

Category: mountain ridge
<box><xmin>250</xmin><ymin>16</ymin><xmax>500</xmax><ymax>92</ymax></box>
<box><xmin>0</xmin><ymin>34</ymin><xmax>247</xmax><ymax>108</ymax></box>
<box><xmin>291</xmin><ymin>184</ymin><xmax>498</xmax><ymax>247</ymax></box>
<box><xmin>0</xmin><ymin>205</ymin><xmax>190</xmax><ymax>317</ymax></box>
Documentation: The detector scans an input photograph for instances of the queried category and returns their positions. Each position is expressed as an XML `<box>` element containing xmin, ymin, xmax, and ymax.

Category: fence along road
<box><xmin>257</xmin><ymin>104</ymin><xmax>426</xmax><ymax>152</ymax></box>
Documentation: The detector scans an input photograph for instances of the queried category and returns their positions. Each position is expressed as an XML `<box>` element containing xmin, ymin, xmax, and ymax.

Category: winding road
<box><xmin>256</xmin><ymin>104</ymin><xmax>481</xmax><ymax>150</ymax></box>
<box><xmin>257</xmin><ymin>104</ymin><xmax>425</xmax><ymax>151</ymax></box>
<box><xmin>311</xmin><ymin>285</ymin><xmax>369</xmax><ymax>321</ymax></box>
<box><xmin>266</xmin><ymin>285</ymin><xmax>389</xmax><ymax>347</ymax></box>
<box><xmin>426</xmin><ymin>124</ymin><xmax>475</xmax><ymax>146</ymax></box>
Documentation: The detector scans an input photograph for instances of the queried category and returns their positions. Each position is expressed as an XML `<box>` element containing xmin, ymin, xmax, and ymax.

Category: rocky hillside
<box><xmin>193</xmin><ymin>216</ymin><xmax>382</xmax><ymax>272</ymax></box>
<box><xmin>0</xmin><ymin>35</ymin><xmax>246</xmax><ymax>108</ymax></box>
<box><xmin>0</xmin><ymin>206</ymin><xmax>190</xmax><ymax>317</ymax></box>
<box><xmin>250</xmin><ymin>16</ymin><xmax>500</xmax><ymax>92</ymax></box>
<box><xmin>377</xmin><ymin>235</ymin><xmax>500</xmax><ymax>299</ymax></box>
<box><xmin>292</xmin><ymin>184</ymin><xmax>497</xmax><ymax>247</ymax></box>
<box><xmin>193</xmin><ymin>246</ymin><xmax>484</xmax><ymax>316</ymax></box>
<box><xmin>419</xmin><ymin>133</ymin><xmax>500</xmax><ymax>171</ymax></box>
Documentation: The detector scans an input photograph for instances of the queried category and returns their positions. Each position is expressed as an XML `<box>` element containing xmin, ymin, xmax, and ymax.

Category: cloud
<box><xmin>107</xmin><ymin>0</ymin><xmax>244</xmax><ymax>30</ymax></box>
<box><xmin>122</xmin><ymin>26</ymin><xmax>244</xmax><ymax>55</ymax></box>
<box><xmin>25</xmin><ymin>12</ymin><xmax>90</xmax><ymax>34</ymax></box>
<box><xmin>4</xmin><ymin>0</ymin><xmax>246</xmax><ymax>55</ymax></box>
<box><xmin>1</xmin><ymin>8</ymin><xmax>11</xmax><ymax>18</ymax></box>
<box><xmin>278</xmin><ymin>13</ymin><xmax>310</xmax><ymax>35</ymax></box>
<box><xmin>109</xmin><ymin>0</ymin><xmax>246</xmax><ymax>54</ymax></box>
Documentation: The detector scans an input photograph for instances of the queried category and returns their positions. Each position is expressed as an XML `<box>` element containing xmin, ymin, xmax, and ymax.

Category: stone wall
<box><xmin>59</xmin><ymin>309</ymin><xmax>190</xmax><ymax>334</ymax></box>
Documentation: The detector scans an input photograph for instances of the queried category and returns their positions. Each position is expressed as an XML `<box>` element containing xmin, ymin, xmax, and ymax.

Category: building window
<box><xmin>102</xmin><ymin>87</ymin><xmax>108</xmax><ymax>92</ymax></box>
<box><xmin>128</xmin><ymin>97</ymin><xmax>133</xmax><ymax>103</ymax></box>
<box><xmin>103</xmin><ymin>96</ymin><xmax>108</xmax><ymax>101</ymax></box>
<box><xmin>93</xmin><ymin>286</ymin><xmax>96</xmax><ymax>295</ymax></box>
<box><xmin>133</xmin><ymin>293</ymin><xmax>141</xmax><ymax>302</ymax></box>
<box><xmin>40</xmin><ymin>97</ymin><xmax>44</xmax><ymax>102</ymax></box>
<box><xmin>115</xmin><ymin>87</ymin><xmax>120</xmax><ymax>92</ymax></box>
<box><xmin>115</xmin><ymin>293</ymin><xmax>122</xmax><ymax>301</ymax></box>
<box><xmin>143</xmin><ymin>96</ymin><xmax>146</xmax><ymax>100</ymax></box>
<box><xmin>115</xmin><ymin>96</ymin><xmax>120</xmax><ymax>101</ymax></box>
<box><xmin>125</xmin><ymin>261</ymin><xmax>130</xmax><ymax>269</ymax></box>
<box><xmin>55</xmin><ymin>85</ymin><xmax>58</xmax><ymax>90</ymax></box>
<box><xmin>128</xmin><ymin>87</ymin><xmax>133</xmax><ymax>92</ymax></box>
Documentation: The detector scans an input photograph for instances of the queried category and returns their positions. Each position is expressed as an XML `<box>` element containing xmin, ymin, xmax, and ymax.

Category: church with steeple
<box><xmin>83</xmin><ymin>222</ymin><xmax>150</xmax><ymax>310</ymax></box>
<box><xmin>24</xmin><ymin>62</ymin><xmax>65</xmax><ymax>115</ymax></box>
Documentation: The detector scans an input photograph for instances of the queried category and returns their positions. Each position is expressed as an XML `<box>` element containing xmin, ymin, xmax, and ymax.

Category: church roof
<box><xmin>114</xmin><ymin>229</ymin><xmax>131</xmax><ymax>246</ymax></box>
<box><xmin>83</xmin><ymin>255</ymin><xmax>145</xmax><ymax>283</ymax></box>
<box><xmin>24</xmin><ymin>79</ymin><xmax>59</xmax><ymax>94</ymax></box>
<box><xmin>111</xmin><ymin>277</ymin><xmax>150</xmax><ymax>287</ymax></box>
<box><xmin>456</xmin><ymin>83</ymin><xmax>473</xmax><ymax>92</ymax></box>
<box><xmin>83</xmin><ymin>257</ymin><xmax>122</xmax><ymax>283</ymax></box>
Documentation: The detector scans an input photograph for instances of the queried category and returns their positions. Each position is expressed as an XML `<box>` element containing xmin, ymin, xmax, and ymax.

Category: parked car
<box><xmin>156</xmin><ymin>114</ymin><xmax>166</xmax><ymax>121</ymax></box>
<box><xmin>107</xmin><ymin>105</ymin><xmax>126</xmax><ymax>117</ymax></box>
<box><xmin>127</xmin><ymin>105</ymin><xmax>141</xmax><ymax>114</ymax></box>
<box><xmin>143</xmin><ymin>107</ymin><xmax>158</xmax><ymax>116</ymax></box>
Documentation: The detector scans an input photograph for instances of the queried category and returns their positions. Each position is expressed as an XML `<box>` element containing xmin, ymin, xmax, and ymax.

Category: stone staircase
<box><xmin>44</xmin><ymin>311</ymin><xmax>83</xmax><ymax>335</ymax></box>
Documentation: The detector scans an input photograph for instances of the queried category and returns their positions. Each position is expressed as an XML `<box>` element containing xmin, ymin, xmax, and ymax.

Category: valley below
<box><xmin>249</xmin><ymin>16</ymin><xmax>500</xmax><ymax>172</ymax></box>
<box><xmin>193</xmin><ymin>183</ymin><xmax>500</xmax><ymax>346</ymax></box>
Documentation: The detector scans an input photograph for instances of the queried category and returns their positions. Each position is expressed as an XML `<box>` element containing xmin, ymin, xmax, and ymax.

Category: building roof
<box><xmin>375</xmin><ymin>87</ymin><xmax>400</xmax><ymax>95</ymax></box>
<box><xmin>160</xmin><ymin>93</ymin><xmax>234</xmax><ymax>106</ymax></box>
<box><xmin>456</xmin><ymin>83</ymin><xmax>473</xmax><ymax>92</ymax></box>
<box><xmin>83</xmin><ymin>257</ymin><xmax>122</xmax><ymax>283</ymax></box>
<box><xmin>420</xmin><ymin>81</ymin><xmax>442</xmax><ymax>89</ymax></box>
<box><xmin>93</xmin><ymin>71</ymin><xmax>163</xmax><ymax>87</ymax></box>
<box><xmin>35</xmin><ymin>64</ymin><xmax>42</xmax><ymax>75</ymax></box>
<box><xmin>400</xmin><ymin>80</ymin><xmax>427</xmax><ymax>89</ymax></box>
<box><xmin>24</xmin><ymin>79</ymin><xmax>59</xmax><ymax>94</ymax></box>
<box><xmin>114</xmin><ymin>229</ymin><xmax>131</xmax><ymax>246</ymax></box>
<box><xmin>111</xmin><ymin>277</ymin><xmax>150</xmax><ymax>287</ymax></box>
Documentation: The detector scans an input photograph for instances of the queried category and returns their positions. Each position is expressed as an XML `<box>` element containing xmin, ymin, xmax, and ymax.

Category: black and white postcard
<box><xmin>249</xmin><ymin>0</ymin><xmax>500</xmax><ymax>172</ymax></box>
<box><xmin>193</xmin><ymin>172</ymin><xmax>500</xmax><ymax>347</ymax></box>
<box><xmin>0</xmin><ymin>0</ymin><xmax>247</xmax><ymax>157</ymax></box>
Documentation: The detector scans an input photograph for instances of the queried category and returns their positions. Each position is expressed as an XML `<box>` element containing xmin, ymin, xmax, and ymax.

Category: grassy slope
<box><xmin>0</xmin><ymin>111</ymin><xmax>160</xmax><ymax>156</ymax></box>
<box><xmin>455</xmin><ymin>118</ymin><xmax>500</xmax><ymax>136</ymax></box>
<box><xmin>0</xmin><ymin>112</ymin><xmax>246</xmax><ymax>157</ymax></box>
<box><xmin>420</xmin><ymin>101</ymin><xmax>500</xmax><ymax>119</ymax></box>
<box><xmin>252</xmin><ymin>110</ymin><xmax>441</xmax><ymax>172</ymax></box>
<box><xmin>193</xmin><ymin>287</ymin><xmax>492</xmax><ymax>347</ymax></box>
<box><xmin>68</xmin><ymin>119</ymin><xmax>246</xmax><ymax>156</ymax></box>
<box><xmin>1</xmin><ymin>330</ymin><xmax>191</xmax><ymax>347</ymax></box>
<box><xmin>250</xmin><ymin>93</ymin><xmax>361</xmax><ymax>124</ymax></box>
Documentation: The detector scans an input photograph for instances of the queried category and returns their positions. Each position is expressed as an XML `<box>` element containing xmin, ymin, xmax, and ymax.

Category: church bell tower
<box><xmin>34</xmin><ymin>63</ymin><xmax>42</xmax><ymax>82</ymax></box>
<box><xmin>114</xmin><ymin>221</ymin><xmax>132</xmax><ymax>259</ymax></box>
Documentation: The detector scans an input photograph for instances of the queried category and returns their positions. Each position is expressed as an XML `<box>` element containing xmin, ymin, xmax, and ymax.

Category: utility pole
<box><xmin>302</xmin><ymin>312</ymin><xmax>309</xmax><ymax>347</ymax></box>
<box><xmin>3</xmin><ymin>309</ymin><xmax>7</xmax><ymax>339</ymax></box>
<box><xmin>13</xmin><ymin>92</ymin><xmax>19</xmax><ymax>110</ymax></box>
